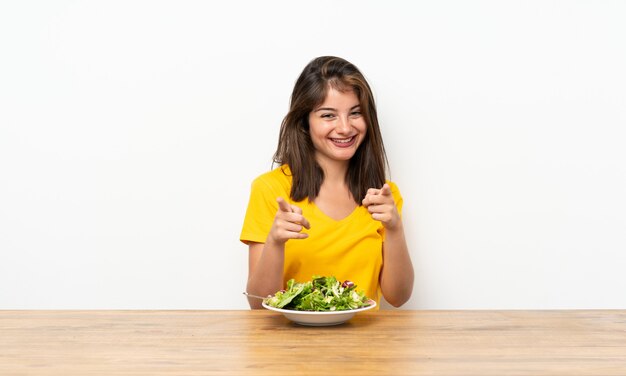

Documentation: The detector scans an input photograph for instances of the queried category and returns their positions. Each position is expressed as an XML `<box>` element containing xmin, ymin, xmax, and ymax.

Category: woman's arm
<box><xmin>246</xmin><ymin>240</ymin><xmax>285</xmax><ymax>309</ymax></box>
<box><xmin>362</xmin><ymin>184</ymin><xmax>414</xmax><ymax>307</ymax></box>
<box><xmin>379</xmin><ymin>221</ymin><xmax>414</xmax><ymax>307</ymax></box>
<box><xmin>246</xmin><ymin>197</ymin><xmax>310</xmax><ymax>309</ymax></box>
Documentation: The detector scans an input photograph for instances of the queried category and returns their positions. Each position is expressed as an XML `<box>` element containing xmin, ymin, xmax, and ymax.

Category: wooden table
<box><xmin>1</xmin><ymin>310</ymin><xmax>625</xmax><ymax>375</ymax></box>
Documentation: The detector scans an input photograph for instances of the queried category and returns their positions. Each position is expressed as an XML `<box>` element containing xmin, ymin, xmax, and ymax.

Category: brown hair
<box><xmin>273</xmin><ymin>56</ymin><xmax>388</xmax><ymax>203</ymax></box>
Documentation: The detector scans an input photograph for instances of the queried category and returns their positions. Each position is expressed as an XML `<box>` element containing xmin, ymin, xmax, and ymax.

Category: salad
<box><xmin>264</xmin><ymin>276</ymin><xmax>371</xmax><ymax>311</ymax></box>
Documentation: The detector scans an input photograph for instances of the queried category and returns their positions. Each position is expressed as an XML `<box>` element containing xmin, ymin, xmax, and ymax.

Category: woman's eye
<box><xmin>350</xmin><ymin>111</ymin><xmax>361</xmax><ymax>117</ymax></box>
<box><xmin>321</xmin><ymin>113</ymin><xmax>335</xmax><ymax>119</ymax></box>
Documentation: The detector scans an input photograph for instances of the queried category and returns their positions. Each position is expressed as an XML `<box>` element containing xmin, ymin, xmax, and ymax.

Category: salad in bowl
<box><xmin>262</xmin><ymin>276</ymin><xmax>376</xmax><ymax>326</ymax></box>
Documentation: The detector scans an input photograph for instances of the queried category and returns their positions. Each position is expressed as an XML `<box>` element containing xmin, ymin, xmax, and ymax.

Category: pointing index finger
<box><xmin>380</xmin><ymin>184</ymin><xmax>392</xmax><ymax>196</ymax></box>
<box><xmin>276</xmin><ymin>197</ymin><xmax>293</xmax><ymax>213</ymax></box>
<box><xmin>276</xmin><ymin>197</ymin><xmax>311</xmax><ymax>230</ymax></box>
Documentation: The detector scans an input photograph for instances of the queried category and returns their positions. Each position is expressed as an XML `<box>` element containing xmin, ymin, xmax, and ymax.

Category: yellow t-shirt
<box><xmin>240</xmin><ymin>165</ymin><xmax>403</xmax><ymax>305</ymax></box>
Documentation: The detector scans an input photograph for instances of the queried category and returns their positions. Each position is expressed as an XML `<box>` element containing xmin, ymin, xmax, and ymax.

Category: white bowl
<box><xmin>262</xmin><ymin>300</ymin><xmax>376</xmax><ymax>326</ymax></box>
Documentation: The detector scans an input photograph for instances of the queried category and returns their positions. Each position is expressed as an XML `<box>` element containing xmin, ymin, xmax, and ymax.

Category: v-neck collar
<box><xmin>310</xmin><ymin>200</ymin><xmax>361</xmax><ymax>223</ymax></box>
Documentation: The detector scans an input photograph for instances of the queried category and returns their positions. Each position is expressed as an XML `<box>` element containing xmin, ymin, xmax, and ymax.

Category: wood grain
<box><xmin>1</xmin><ymin>310</ymin><xmax>625</xmax><ymax>375</ymax></box>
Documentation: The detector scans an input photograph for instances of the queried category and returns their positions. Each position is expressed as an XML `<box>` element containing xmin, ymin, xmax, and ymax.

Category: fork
<box><xmin>243</xmin><ymin>292</ymin><xmax>270</xmax><ymax>300</ymax></box>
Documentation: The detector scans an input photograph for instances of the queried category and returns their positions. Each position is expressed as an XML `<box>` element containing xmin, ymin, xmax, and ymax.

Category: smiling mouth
<box><xmin>330</xmin><ymin>136</ymin><xmax>357</xmax><ymax>147</ymax></box>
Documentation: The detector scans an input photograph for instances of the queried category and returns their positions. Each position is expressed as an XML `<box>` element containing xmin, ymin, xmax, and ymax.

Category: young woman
<box><xmin>241</xmin><ymin>56</ymin><xmax>414</xmax><ymax>309</ymax></box>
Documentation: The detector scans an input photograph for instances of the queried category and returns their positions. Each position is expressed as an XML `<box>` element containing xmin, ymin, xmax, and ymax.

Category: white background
<box><xmin>1</xmin><ymin>1</ymin><xmax>625</xmax><ymax>309</ymax></box>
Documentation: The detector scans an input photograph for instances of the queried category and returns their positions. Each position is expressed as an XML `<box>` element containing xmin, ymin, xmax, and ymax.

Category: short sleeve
<box><xmin>239</xmin><ymin>176</ymin><xmax>280</xmax><ymax>245</ymax></box>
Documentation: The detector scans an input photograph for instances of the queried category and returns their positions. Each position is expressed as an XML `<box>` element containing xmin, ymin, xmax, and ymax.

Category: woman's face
<box><xmin>308</xmin><ymin>87</ymin><xmax>367</xmax><ymax>168</ymax></box>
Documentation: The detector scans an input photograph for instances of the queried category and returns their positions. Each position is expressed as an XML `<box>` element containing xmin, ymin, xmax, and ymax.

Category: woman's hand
<box><xmin>267</xmin><ymin>197</ymin><xmax>311</xmax><ymax>245</ymax></box>
<box><xmin>362</xmin><ymin>184</ymin><xmax>400</xmax><ymax>230</ymax></box>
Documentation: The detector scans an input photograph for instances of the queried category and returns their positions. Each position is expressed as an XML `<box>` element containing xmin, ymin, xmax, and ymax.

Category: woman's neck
<box><xmin>314</xmin><ymin>157</ymin><xmax>356</xmax><ymax>214</ymax></box>
<box><xmin>316</xmin><ymin>157</ymin><xmax>349</xmax><ymax>185</ymax></box>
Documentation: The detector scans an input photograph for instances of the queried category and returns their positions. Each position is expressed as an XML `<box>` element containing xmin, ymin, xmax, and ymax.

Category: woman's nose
<box><xmin>336</xmin><ymin>116</ymin><xmax>351</xmax><ymax>134</ymax></box>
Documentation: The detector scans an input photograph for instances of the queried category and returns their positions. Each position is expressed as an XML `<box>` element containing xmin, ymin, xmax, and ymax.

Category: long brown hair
<box><xmin>273</xmin><ymin>56</ymin><xmax>388</xmax><ymax>203</ymax></box>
